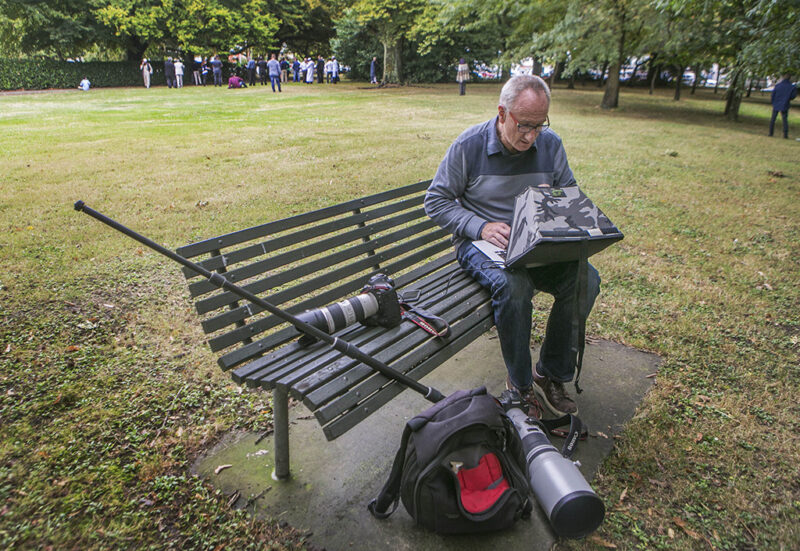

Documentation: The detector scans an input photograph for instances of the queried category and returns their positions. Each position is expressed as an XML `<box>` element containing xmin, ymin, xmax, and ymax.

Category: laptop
<box><xmin>472</xmin><ymin>185</ymin><xmax>623</xmax><ymax>269</ymax></box>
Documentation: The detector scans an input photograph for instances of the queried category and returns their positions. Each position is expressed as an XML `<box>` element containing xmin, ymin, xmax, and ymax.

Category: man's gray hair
<box><xmin>499</xmin><ymin>75</ymin><xmax>551</xmax><ymax>110</ymax></box>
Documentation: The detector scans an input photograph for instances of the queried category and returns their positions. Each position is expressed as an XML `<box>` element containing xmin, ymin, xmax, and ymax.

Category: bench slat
<box><xmin>177</xmin><ymin>180</ymin><xmax>431</xmax><ymax>259</ymax></box>
<box><xmin>184</xmin><ymin>196</ymin><xmax>426</xmax><ymax>283</ymax></box>
<box><xmin>195</xmin><ymin>218</ymin><xmax>438</xmax><ymax>320</ymax></box>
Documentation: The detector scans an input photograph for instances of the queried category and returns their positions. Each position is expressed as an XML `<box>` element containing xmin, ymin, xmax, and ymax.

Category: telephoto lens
<box><xmin>296</xmin><ymin>293</ymin><xmax>380</xmax><ymax>336</ymax></box>
<box><xmin>504</xmin><ymin>406</ymin><xmax>605</xmax><ymax>538</ymax></box>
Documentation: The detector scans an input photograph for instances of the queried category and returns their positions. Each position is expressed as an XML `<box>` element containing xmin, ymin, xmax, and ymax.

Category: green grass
<box><xmin>1</xmin><ymin>81</ymin><xmax>799</xmax><ymax>550</ymax></box>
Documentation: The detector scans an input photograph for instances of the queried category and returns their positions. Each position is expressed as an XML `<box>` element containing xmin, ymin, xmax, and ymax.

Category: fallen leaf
<box><xmin>215</xmin><ymin>464</ymin><xmax>233</xmax><ymax>475</ymax></box>
<box><xmin>587</xmin><ymin>535</ymin><xmax>617</xmax><ymax>548</ymax></box>
<box><xmin>694</xmin><ymin>433</ymin><xmax>704</xmax><ymax>443</ymax></box>
<box><xmin>66</xmin><ymin>345</ymin><xmax>81</xmax><ymax>352</ymax></box>
<box><xmin>619</xmin><ymin>487</ymin><xmax>628</xmax><ymax>503</ymax></box>
<box><xmin>3</xmin><ymin>343</ymin><xmax>10</xmax><ymax>354</ymax></box>
<box><xmin>103</xmin><ymin>303</ymin><xmax>115</xmax><ymax>308</ymax></box>
<box><xmin>673</xmin><ymin>517</ymin><xmax>701</xmax><ymax>540</ymax></box>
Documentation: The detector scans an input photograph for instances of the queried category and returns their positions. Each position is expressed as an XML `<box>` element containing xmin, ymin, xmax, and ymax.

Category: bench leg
<box><xmin>272</xmin><ymin>386</ymin><xmax>291</xmax><ymax>480</ymax></box>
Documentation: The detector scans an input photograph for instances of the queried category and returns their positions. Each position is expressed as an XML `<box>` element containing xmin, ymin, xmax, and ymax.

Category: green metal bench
<box><xmin>177</xmin><ymin>181</ymin><xmax>494</xmax><ymax>479</ymax></box>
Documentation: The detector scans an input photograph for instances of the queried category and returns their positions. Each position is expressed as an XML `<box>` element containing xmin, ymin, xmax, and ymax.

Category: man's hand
<box><xmin>481</xmin><ymin>222</ymin><xmax>511</xmax><ymax>249</ymax></box>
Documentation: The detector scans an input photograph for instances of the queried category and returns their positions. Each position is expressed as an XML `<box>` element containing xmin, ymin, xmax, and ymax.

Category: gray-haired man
<box><xmin>425</xmin><ymin>75</ymin><xmax>600</xmax><ymax>417</ymax></box>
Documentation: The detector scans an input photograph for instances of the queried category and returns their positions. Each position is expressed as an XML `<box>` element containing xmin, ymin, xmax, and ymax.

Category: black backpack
<box><xmin>368</xmin><ymin>387</ymin><xmax>532</xmax><ymax>534</ymax></box>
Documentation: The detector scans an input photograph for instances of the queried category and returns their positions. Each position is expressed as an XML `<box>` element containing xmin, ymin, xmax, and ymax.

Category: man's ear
<box><xmin>497</xmin><ymin>105</ymin><xmax>505</xmax><ymax>122</ymax></box>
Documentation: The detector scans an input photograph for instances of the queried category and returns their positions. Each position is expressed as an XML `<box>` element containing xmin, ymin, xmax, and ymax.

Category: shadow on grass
<box><xmin>554</xmin><ymin>84</ymin><xmax>786</xmax><ymax>135</ymax></box>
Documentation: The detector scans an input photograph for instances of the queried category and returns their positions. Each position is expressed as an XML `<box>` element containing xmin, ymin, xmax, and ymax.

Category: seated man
<box><xmin>227</xmin><ymin>75</ymin><xmax>247</xmax><ymax>89</ymax></box>
<box><xmin>424</xmin><ymin>75</ymin><xmax>600</xmax><ymax>417</ymax></box>
<box><xmin>78</xmin><ymin>77</ymin><xmax>91</xmax><ymax>91</ymax></box>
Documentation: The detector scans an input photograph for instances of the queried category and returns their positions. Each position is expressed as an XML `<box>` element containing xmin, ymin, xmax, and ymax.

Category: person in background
<box><xmin>174</xmin><ymin>58</ymin><xmax>184</xmax><ymax>88</ymax></box>
<box><xmin>140</xmin><ymin>58</ymin><xmax>152</xmax><ymax>88</ymax></box>
<box><xmin>292</xmin><ymin>58</ymin><xmax>301</xmax><ymax>82</ymax></box>
<box><xmin>268</xmin><ymin>53</ymin><xmax>282</xmax><ymax>92</ymax></box>
<box><xmin>78</xmin><ymin>77</ymin><xmax>91</xmax><ymax>91</ymax></box>
<box><xmin>456</xmin><ymin>58</ymin><xmax>470</xmax><ymax>96</ymax></box>
<box><xmin>258</xmin><ymin>56</ymin><xmax>268</xmax><ymax>85</ymax></box>
<box><xmin>317</xmin><ymin>55</ymin><xmax>325</xmax><ymax>85</ymax></box>
<box><xmin>192</xmin><ymin>57</ymin><xmax>202</xmax><ymax>85</ymax></box>
<box><xmin>164</xmin><ymin>57</ymin><xmax>176</xmax><ymax>88</ymax></box>
<box><xmin>281</xmin><ymin>58</ymin><xmax>290</xmax><ymax>83</ymax></box>
<box><xmin>201</xmin><ymin>58</ymin><xmax>210</xmax><ymax>85</ymax></box>
<box><xmin>228</xmin><ymin>74</ymin><xmax>247</xmax><ymax>88</ymax></box>
<box><xmin>211</xmin><ymin>55</ymin><xmax>223</xmax><ymax>86</ymax></box>
<box><xmin>305</xmin><ymin>58</ymin><xmax>315</xmax><ymax>84</ymax></box>
<box><xmin>769</xmin><ymin>74</ymin><xmax>797</xmax><ymax>139</ymax></box>
<box><xmin>331</xmin><ymin>56</ymin><xmax>340</xmax><ymax>83</ymax></box>
<box><xmin>370</xmin><ymin>56</ymin><xmax>379</xmax><ymax>84</ymax></box>
<box><xmin>246</xmin><ymin>57</ymin><xmax>257</xmax><ymax>86</ymax></box>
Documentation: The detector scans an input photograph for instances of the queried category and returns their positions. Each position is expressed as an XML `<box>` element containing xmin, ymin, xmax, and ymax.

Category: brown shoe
<box><xmin>505</xmin><ymin>377</ymin><xmax>543</xmax><ymax>419</ymax></box>
<box><xmin>532</xmin><ymin>373</ymin><xmax>578</xmax><ymax>416</ymax></box>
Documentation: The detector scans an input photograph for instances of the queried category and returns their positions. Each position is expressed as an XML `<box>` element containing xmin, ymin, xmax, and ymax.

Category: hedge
<box><xmin>0</xmin><ymin>58</ymin><xmax>241</xmax><ymax>90</ymax></box>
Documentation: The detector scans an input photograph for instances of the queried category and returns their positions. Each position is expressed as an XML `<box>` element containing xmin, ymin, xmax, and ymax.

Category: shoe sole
<box><xmin>531</xmin><ymin>379</ymin><xmax>578</xmax><ymax>416</ymax></box>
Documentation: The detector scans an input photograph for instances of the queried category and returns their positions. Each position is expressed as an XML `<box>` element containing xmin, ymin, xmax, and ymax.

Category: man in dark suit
<box><xmin>164</xmin><ymin>57</ymin><xmax>176</xmax><ymax>89</ymax></box>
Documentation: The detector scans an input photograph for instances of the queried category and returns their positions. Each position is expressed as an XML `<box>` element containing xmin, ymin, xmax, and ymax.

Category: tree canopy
<box><xmin>3</xmin><ymin>0</ymin><xmax>798</xmax><ymax>118</ymax></box>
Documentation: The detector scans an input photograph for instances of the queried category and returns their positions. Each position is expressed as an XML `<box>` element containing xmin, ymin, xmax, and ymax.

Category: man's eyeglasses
<box><xmin>506</xmin><ymin>110</ymin><xmax>550</xmax><ymax>134</ymax></box>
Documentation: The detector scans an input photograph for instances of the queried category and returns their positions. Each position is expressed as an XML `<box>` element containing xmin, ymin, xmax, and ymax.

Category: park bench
<box><xmin>176</xmin><ymin>180</ymin><xmax>497</xmax><ymax>479</ymax></box>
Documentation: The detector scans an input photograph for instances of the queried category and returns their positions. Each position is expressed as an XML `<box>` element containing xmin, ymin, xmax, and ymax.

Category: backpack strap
<box><xmin>571</xmin><ymin>240</ymin><xmax>590</xmax><ymax>394</ymax></box>
<box><xmin>368</xmin><ymin>422</ymin><xmax>413</xmax><ymax>519</ymax></box>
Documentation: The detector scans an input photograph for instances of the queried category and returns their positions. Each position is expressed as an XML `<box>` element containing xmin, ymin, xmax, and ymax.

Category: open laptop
<box><xmin>472</xmin><ymin>185</ymin><xmax>623</xmax><ymax>269</ymax></box>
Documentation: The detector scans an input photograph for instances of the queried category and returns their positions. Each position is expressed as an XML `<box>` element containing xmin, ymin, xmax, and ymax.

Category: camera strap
<box><xmin>400</xmin><ymin>303</ymin><xmax>451</xmax><ymax>338</ymax></box>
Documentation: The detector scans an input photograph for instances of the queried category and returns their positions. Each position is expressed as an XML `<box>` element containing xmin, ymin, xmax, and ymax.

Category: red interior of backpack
<box><xmin>456</xmin><ymin>453</ymin><xmax>510</xmax><ymax>513</ymax></box>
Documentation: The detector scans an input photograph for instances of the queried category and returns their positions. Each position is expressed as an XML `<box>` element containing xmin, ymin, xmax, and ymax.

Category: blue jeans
<box><xmin>457</xmin><ymin>243</ymin><xmax>600</xmax><ymax>389</ymax></box>
<box><xmin>270</xmin><ymin>75</ymin><xmax>281</xmax><ymax>92</ymax></box>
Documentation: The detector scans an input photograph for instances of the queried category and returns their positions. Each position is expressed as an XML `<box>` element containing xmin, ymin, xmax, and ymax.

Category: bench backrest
<box><xmin>176</xmin><ymin>180</ymin><xmax>453</xmax><ymax>373</ymax></box>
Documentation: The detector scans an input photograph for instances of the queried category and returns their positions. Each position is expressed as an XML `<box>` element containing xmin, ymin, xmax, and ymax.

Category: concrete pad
<box><xmin>191</xmin><ymin>335</ymin><xmax>660</xmax><ymax>550</ymax></box>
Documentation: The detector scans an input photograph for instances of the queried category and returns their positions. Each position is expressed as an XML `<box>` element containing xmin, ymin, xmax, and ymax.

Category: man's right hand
<box><xmin>481</xmin><ymin>222</ymin><xmax>511</xmax><ymax>249</ymax></box>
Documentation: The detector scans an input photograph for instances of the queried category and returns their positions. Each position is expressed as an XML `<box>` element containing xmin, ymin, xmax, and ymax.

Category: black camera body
<box><xmin>296</xmin><ymin>273</ymin><xmax>402</xmax><ymax>346</ymax></box>
<box><xmin>359</xmin><ymin>273</ymin><xmax>402</xmax><ymax>329</ymax></box>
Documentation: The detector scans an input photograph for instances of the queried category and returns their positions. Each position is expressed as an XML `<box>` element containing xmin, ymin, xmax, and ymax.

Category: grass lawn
<box><xmin>1</xmin><ymin>80</ymin><xmax>798</xmax><ymax>550</ymax></box>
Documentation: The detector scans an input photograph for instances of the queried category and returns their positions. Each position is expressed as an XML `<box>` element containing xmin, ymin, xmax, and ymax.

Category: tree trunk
<box><xmin>646</xmin><ymin>53</ymin><xmax>658</xmax><ymax>94</ymax></box>
<box><xmin>674</xmin><ymin>65</ymin><xmax>684</xmax><ymax>100</ymax></box>
<box><xmin>382</xmin><ymin>38</ymin><xmax>402</xmax><ymax>84</ymax></box>
<box><xmin>690</xmin><ymin>64</ymin><xmax>700</xmax><ymax>95</ymax></box>
<box><xmin>568</xmin><ymin>71</ymin><xmax>575</xmax><ymax>89</ymax></box>
<box><xmin>533</xmin><ymin>58</ymin><xmax>543</xmax><ymax>77</ymax></box>
<box><xmin>597</xmin><ymin>61</ymin><xmax>608</xmax><ymax>87</ymax></box>
<box><xmin>601</xmin><ymin>62</ymin><xmax>621</xmax><ymax>109</ymax></box>
<box><xmin>724</xmin><ymin>68</ymin><xmax>744</xmax><ymax>121</ymax></box>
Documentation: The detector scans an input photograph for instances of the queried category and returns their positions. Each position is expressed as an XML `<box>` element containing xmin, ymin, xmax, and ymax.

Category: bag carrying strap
<box><xmin>571</xmin><ymin>240</ymin><xmax>590</xmax><ymax>394</ymax></box>
<box><xmin>400</xmin><ymin>303</ymin><xmax>451</xmax><ymax>338</ymax></box>
<box><xmin>368</xmin><ymin>422</ymin><xmax>413</xmax><ymax>519</ymax></box>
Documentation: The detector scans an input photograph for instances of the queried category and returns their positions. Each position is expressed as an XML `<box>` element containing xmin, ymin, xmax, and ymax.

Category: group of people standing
<box><xmin>291</xmin><ymin>56</ymin><xmax>341</xmax><ymax>84</ymax></box>
<box><xmin>139</xmin><ymin>54</ymin><xmax>343</xmax><ymax>89</ymax></box>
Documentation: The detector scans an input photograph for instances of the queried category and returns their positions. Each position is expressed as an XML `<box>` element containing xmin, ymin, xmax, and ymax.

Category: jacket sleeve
<box><xmin>424</xmin><ymin>140</ymin><xmax>487</xmax><ymax>241</ymax></box>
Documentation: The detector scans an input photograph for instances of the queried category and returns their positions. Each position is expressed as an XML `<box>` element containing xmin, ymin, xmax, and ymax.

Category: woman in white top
<box><xmin>174</xmin><ymin>59</ymin><xmax>185</xmax><ymax>88</ymax></box>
